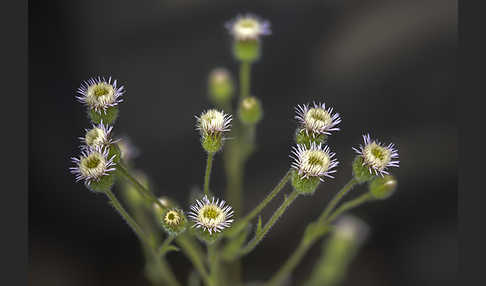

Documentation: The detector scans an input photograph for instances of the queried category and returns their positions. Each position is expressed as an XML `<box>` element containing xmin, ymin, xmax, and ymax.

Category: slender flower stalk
<box><xmin>106</xmin><ymin>189</ymin><xmax>181</xmax><ymax>286</ymax></box>
<box><xmin>239</xmin><ymin>190</ymin><xmax>299</xmax><ymax>256</ymax></box>
<box><xmin>116</xmin><ymin>162</ymin><xmax>165</xmax><ymax>210</ymax></box>
<box><xmin>317</xmin><ymin>178</ymin><xmax>358</xmax><ymax>225</ymax></box>
<box><xmin>240</xmin><ymin>62</ymin><xmax>251</xmax><ymax>99</ymax></box>
<box><xmin>265</xmin><ymin>184</ymin><xmax>373</xmax><ymax>286</ymax></box>
<box><xmin>204</xmin><ymin>153</ymin><xmax>215</xmax><ymax>195</ymax></box>
<box><xmin>226</xmin><ymin>169</ymin><xmax>292</xmax><ymax>238</ymax></box>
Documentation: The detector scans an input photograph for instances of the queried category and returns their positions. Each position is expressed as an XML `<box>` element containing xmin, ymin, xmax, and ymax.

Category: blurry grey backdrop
<box><xmin>29</xmin><ymin>0</ymin><xmax>456</xmax><ymax>285</ymax></box>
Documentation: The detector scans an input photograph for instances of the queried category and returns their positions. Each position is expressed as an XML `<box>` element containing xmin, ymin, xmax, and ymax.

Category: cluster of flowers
<box><xmin>69</xmin><ymin>14</ymin><xmax>399</xmax><ymax>243</ymax></box>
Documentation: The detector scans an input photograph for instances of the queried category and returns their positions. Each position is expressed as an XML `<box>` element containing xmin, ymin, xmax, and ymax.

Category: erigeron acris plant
<box><xmin>69</xmin><ymin>13</ymin><xmax>400</xmax><ymax>286</ymax></box>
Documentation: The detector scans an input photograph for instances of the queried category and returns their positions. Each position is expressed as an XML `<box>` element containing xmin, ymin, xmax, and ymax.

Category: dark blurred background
<box><xmin>29</xmin><ymin>0</ymin><xmax>456</xmax><ymax>285</ymax></box>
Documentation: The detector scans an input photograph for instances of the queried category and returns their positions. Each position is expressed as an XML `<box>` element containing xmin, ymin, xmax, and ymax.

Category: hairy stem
<box><xmin>116</xmin><ymin>163</ymin><xmax>165</xmax><ymax>210</ymax></box>
<box><xmin>317</xmin><ymin>178</ymin><xmax>358</xmax><ymax>225</ymax></box>
<box><xmin>265</xmin><ymin>188</ymin><xmax>373</xmax><ymax>286</ymax></box>
<box><xmin>226</xmin><ymin>169</ymin><xmax>292</xmax><ymax>238</ymax></box>
<box><xmin>176</xmin><ymin>234</ymin><xmax>212</xmax><ymax>286</ymax></box>
<box><xmin>240</xmin><ymin>61</ymin><xmax>251</xmax><ymax>99</ymax></box>
<box><xmin>204</xmin><ymin>152</ymin><xmax>215</xmax><ymax>196</ymax></box>
<box><xmin>239</xmin><ymin>190</ymin><xmax>300</xmax><ymax>256</ymax></box>
<box><xmin>208</xmin><ymin>242</ymin><xmax>221</xmax><ymax>286</ymax></box>
<box><xmin>105</xmin><ymin>189</ymin><xmax>180</xmax><ymax>286</ymax></box>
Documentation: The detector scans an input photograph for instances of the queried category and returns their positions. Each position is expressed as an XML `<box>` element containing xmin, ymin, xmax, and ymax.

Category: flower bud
<box><xmin>208</xmin><ymin>68</ymin><xmax>234</xmax><ymax>105</ymax></box>
<box><xmin>238</xmin><ymin>96</ymin><xmax>263</xmax><ymax>125</ymax></box>
<box><xmin>160</xmin><ymin>208</ymin><xmax>187</xmax><ymax>236</ymax></box>
<box><xmin>368</xmin><ymin>175</ymin><xmax>397</xmax><ymax>200</ymax></box>
<box><xmin>195</xmin><ymin>109</ymin><xmax>232</xmax><ymax>153</ymax></box>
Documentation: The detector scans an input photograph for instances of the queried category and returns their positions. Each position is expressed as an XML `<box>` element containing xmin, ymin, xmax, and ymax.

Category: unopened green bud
<box><xmin>352</xmin><ymin>156</ymin><xmax>376</xmax><ymax>183</ymax></box>
<box><xmin>161</xmin><ymin>208</ymin><xmax>187</xmax><ymax>236</ymax></box>
<box><xmin>238</xmin><ymin>96</ymin><xmax>263</xmax><ymax>125</ymax></box>
<box><xmin>369</xmin><ymin>175</ymin><xmax>397</xmax><ymax>200</ymax></box>
<box><xmin>233</xmin><ymin>39</ymin><xmax>261</xmax><ymax>62</ymax></box>
<box><xmin>290</xmin><ymin>169</ymin><xmax>321</xmax><ymax>195</ymax></box>
<box><xmin>295</xmin><ymin>129</ymin><xmax>327</xmax><ymax>148</ymax></box>
<box><xmin>208</xmin><ymin>68</ymin><xmax>234</xmax><ymax>105</ymax></box>
<box><xmin>89</xmin><ymin>106</ymin><xmax>119</xmax><ymax>125</ymax></box>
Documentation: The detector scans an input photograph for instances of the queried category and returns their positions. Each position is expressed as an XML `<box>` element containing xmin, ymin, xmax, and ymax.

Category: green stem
<box><xmin>204</xmin><ymin>152</ymin><xmax>215</xmax><ymax>196</ymax></box>
<box><xmin>116</xmin><ymin>163</ymin><xmax>165</xmax><ymax>210</ymax></box>
<box><xmin>317</xmin><ymin>178</ymin><xmax>358</xmax><ymax>225</ymax></box>
<box><xmin>240</xmin><ymin>61</ymin><xmax>251</xmax><ymax>99</ymax></box>
<box><xmin>265</xmin><ymin>233</ymin><xmax>323</xmax><ymax>286</ymax></box>
<box><xmin>176</xmin><ymin>234</ymin><xmax>212</xmax><ymax>285</ymax></box>
<box><xmin>105</xmin><ymin>189</ymin><xmax>180</xmax><ymax>286</ymax></box>
<box><xmin>158</xmin><ymin>235</ymin><xmax>176</xmax><ymax>257</ymax></box>
<box><xmin>208</xmin><ymin>242</ymin><xmax>221</xmax><ymax>286</ymax></box>
<box><xmin>326</xmin><ymin>193</ymin><xmax>373</xmax><ymax>223</ymax></box>
<box><xmin>239</xmin><ymin>190</ymin><xmax>300</xmax><ymax>256</ymax></box>
<box><xmin>226</xmin><ymin>169</ymin><xmax>292</xmax><ymax>238</ymax></box>
<box><xmin>265</xmin><ymin>191</ymin><xmax>373</xmax><ymax>286</ymax></box>
<box><xmin>105</xmin><ymin>189</ymin><xmax>153</xmax><ymax>247</ymax></box>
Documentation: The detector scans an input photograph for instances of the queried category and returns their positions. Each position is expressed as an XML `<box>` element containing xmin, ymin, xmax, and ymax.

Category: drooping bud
<box><xmin>368</xmin><ymin>175</ymin><xmax>397</xmax><ymax>200</ymax></box>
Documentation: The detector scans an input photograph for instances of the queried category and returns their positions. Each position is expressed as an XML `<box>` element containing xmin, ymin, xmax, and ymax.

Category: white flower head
<box><xmin>353</xmin><ymin>134</ymin><xmax>399</xmax><ymax>176</ymax></box>
<box><xmin>76</xmin><ymin>76</ymin><xmax>124</xmax><ymax>113</ymax></box>
<box><xmin>290</xmin><ymin>143</ymin><xmax>339</xmax><ymax>181</ymax></box>
<box><xmin>79</xmin><ymin>121</ymin><xmax>117</xmax><ymax>149</ymax></box>
<box><xmin>188</xmin><ymin>195</ymin><xmax>234</xmax><ymax>234</ymax></box>
<box><xmin>295</xmin><ymin>102</ymin><xmax>341</xmax><ymax>136</ymax></box>
<box><xmin>225</xmin><ymin>14</ymin><xmax>271</xmax><ymax>41</ymax></box>
<box><xmin>70</xmin><ymin>146</ymin><xmax>116</xmax><ymax>185</ymax></box>
<box><xmin>195</xmin><ymin>109</ymin><xmax>232</xmax><ymax>138</ymax></box>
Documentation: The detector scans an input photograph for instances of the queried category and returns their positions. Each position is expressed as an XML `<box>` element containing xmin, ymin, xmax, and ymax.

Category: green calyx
<box><xmin>238</xmin><ymin>96</ymin><xmax>263</xmax><ymax>125</ymax></box>
<box><xmin>352</xmin><ymin>156</ymin><xmax>376</xmax><ymax>184</ymax></box>
<box><xmin>368</xmin><ymin>175</ymin><xmax>397</xmax><ymax>200</ymax></box>
<box><xmin>201</xmin><ymin>134</ymin><xmax>223</xmax><ymax>153</ymax></box>
<box><xmin>233</xmin><ymin>39</ymin><xmax>261</xmax><ymax>63</ymax></box>
<box><xmin>161</xmin><ymin>208</ymin><xmax>187</xmax><ymax>236</ymax></box>
<box><xmin>88</xmin><ymin>106</ymin><xmax>119</xmax><ymax>125</ymax></box>
<box><xmin>295</xmin><ymin>129</ymin><xmax>327</xmax><ymax>148</ymax></box>
<box><xmin>86</xmin><ymin>173</ymin><xmax>115</xmax><ymax>193</ymax></box>
<box><xmin>290</xmin><ymin>169</ymin><xmax>321</xmax><ymax>195</ymax></box>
